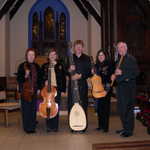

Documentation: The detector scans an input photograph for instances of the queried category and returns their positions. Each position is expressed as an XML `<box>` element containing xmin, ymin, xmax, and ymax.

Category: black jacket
<box><xmin>116</xmin><ymin>54</ymin><xmax>139</xmax><ymax>83</ymax></box>
<box><xmin>41</xmin><ymin>62</ymin><xmax>66</xmax><ymax>92</ymax></box>
<box><xmin>17</xmin><ymin>61</ymin><xmax>41</xmax><ymax>92</ymax></box>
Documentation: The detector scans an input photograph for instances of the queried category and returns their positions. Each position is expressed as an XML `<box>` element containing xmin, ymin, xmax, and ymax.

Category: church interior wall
<box><xmin>0</xmin><ymin>0</ymin><xmax>101</xmax><ymax>76</ymax></box>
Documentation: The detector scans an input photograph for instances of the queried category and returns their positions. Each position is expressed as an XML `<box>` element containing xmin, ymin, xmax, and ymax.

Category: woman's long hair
<box><xmin>96</xmin><ymin>50</ymin><xmax>108</xmax><ymax>64</ymax></box>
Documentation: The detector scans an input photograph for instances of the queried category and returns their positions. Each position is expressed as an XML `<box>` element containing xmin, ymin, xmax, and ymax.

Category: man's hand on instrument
<box><xmin>71</xmin><ymin>73</ymin><xmax>82</xmax><ymax>80</ymax></box>
<box><xmin>45</xmin><ymin>80</ymin><xmax>48</xmax><ymax>86</ymax></box>
<box><xmin>69</xmin><ymin>65</ymin><xmax>76</xmax><ymax>72</ymax></box>
<box><xmin>115</xmin><ymin>68</ymin><xmax>122</xmax><ymax>75</ymax></box>
<box><xmin>111</xmin><ymin>74</ymin><xmax>116</xmax><ymax>81</ymax></box>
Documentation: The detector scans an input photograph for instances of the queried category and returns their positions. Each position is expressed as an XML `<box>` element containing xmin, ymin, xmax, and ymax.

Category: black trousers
<box><xmin>68</xmin><ymin>80</ymin><xmax>88</xmax><ymax>114</ymax></box>
<box><xmin>96</xmin><ymin>94</ymin><xmax>111</xmax><ymax>131</ymax></box>
<box><xmin>21</xmin><ymin>96</ymin><xmax>37</xmax><ymax>132</ymax></box>
<box><xmin>116</xmin><ymin>82</ymin><xmax>136</xmax><ymax>134</ymax></box>
<box><xmin>46</xmin><ymin>91</ymin><xmax>61</xmax><ymax>130</ymax></box>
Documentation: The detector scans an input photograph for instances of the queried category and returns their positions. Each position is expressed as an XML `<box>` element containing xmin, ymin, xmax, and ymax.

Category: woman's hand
<box><xmin>91</xmin><ymin>68</ymin><xmax>95</xmax><ymax>74</ymax></box>
<box><xmin>115</xmin><ymin>68</ymin><xmax>122</xmax><ymax>75</ymax></box>
<box><xmin>45</xmin><ymin>80</ymin><xmax>48</xmax><ymax>86</ymax></box>
<box><xmin>71</xmin><ymin>73</ymin><xmax>82</xmax><ymax>80</ymax></box>
<box><xmin>111</xmin><ymin>74</ymin><xmax>116</xmax><ymax>81</ymax></box>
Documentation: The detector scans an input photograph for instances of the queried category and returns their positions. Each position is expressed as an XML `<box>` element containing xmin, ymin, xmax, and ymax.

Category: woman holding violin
<box><xmin>92</xmin><ymin>50</ymin><xmax>114</xmax><ymax>132</ymax></box>
<box><xmin>40</xmin><ymin>48</ymin><xmax>66</xmax><ymax>132</ymax></box>
<box><xmin>17</xmin><ymin>48</ymin><xmax>41</xmax><ymax>134</ymax></box>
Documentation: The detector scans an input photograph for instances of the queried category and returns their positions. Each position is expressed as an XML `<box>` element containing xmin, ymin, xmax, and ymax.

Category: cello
<box><xmin>39</xmin><ymin>63</ymin><xmax>58</xmax><ymax>119</ymax></box>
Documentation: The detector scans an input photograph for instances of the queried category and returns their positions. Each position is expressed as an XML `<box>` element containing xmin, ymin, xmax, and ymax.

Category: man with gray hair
<box><xmin>111</xmin><ymin>42</ymin><xmax>139</xmax><ymax>137</ymax></box>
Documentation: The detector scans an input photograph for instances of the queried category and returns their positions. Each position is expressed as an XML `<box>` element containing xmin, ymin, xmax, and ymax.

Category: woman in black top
<box><xmin>41</xmin><ymin>48</ymin><xmax>66</xmax><ymax>132</ymax></box>
<box><xmin>93</xmin><ymin>50</ymin><xmax>114</xmax><ymax>132</ymax></box>
<box><xmin>17</xmin><ymin>48</ymin><xmax>41</xmax><ymax>133</ymax></box>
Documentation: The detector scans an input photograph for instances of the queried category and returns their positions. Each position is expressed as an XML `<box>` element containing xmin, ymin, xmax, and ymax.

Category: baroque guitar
<box><xmin>90</xmin><ymin>56</ymin><xmax>107</xmax><ymax>98</ymax></box>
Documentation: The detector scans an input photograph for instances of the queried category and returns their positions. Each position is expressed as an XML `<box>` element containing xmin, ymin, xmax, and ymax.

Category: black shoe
<box><xmin>26</xmin><ymin>130</ymin><xmax>36</xmax><ymax>134</ymax></box>
<box><xmin>96</xmin><ymin>127</ymin><xmax>102</xmax><ymax>131</ymax></box>
<box><xmin>120</xmin><ymin>132</ymin><xmax>133</xmax><ymax>137</ymax></box>
<box><xmin>36</xmin><ymin>121</ymin><xmax>38</xmax><ymax>125</ymax></box>
<box><xmin>46</xmin><ymin>128</ymin><xmax>52</xmax><ymax>132</ymax></box>
<box><xmin>116</xmin><ymin>129</ymin><xmax>125</xmax><ymax>134</ymax></box>
<box><xmin>53</xmin><ymin>128</ymin><xmax>58</xmax><ymax>132</ymax></box>
<box><xmin>79</xmin><ymin>130</ymin><xmax>86</xmax><ymax>134</ymax></box>
<box><xmin>103</xmin><ymin>129</ymin><xmax>108</xmax><ymax>133</ymax></box>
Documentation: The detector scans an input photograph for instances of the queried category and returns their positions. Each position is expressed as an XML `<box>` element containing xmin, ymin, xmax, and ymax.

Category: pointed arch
<box><xmin>44</xmin><ymin>7</ymin><xmax>55</xmax><ymax>40</ymax></box>
<box><xmin>59</xmin><ymin>13</ymin><xmax>66</xmax><ymax>40</ymax></box>
<box><xmin>32</xmin><ymin>12</ymin><xmax>39</xmax><ymax>40</ymax></box>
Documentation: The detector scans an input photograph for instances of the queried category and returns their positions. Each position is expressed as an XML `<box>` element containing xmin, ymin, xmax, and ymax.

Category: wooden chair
<box><xmin>0</xmin><ymin>102</ymin><xmax>20</xmax><ymax>127</ymax></box>
<box><xmin>0</xmin><ymin>80</ymin><xmax>20</xmax><ymax>127</ymax></box>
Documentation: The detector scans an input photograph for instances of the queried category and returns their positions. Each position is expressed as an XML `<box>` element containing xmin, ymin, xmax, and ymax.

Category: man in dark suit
<box><xmin>111</xmin><ymin>42</ymin><xmax>139</xmax><ymax>137</ymax></box>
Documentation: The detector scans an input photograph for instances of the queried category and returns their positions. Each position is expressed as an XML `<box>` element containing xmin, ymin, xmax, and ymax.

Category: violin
<box><xmin>22</xmin><ymin>63</ymin><xmax>33</xmax><ymax>102</ymax></box>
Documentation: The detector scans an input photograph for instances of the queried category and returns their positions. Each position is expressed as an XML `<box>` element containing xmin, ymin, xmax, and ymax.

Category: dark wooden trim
<box><xmin>73</xmin><ymin>0</ymin><xmax>88</xmax><ymax>20</ymax></box>
<box><xmin>9</xmin><ymin>0</ymin><xmax>24</xmax><ymax>20</ymax></box>
<box><xmin>0</xmin><ymin>0</ymin><xmax>16</xmax><ymax>20</ymax></box>
<box><xmin>80</xmin><ymin>0</ymin><xmax>102</xmax><ymax>26</ymax></box>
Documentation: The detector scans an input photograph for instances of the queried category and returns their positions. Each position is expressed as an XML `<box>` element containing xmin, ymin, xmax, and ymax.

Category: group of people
<box><xmin>17</xmin><ymin>40</ymin><xmax>139</xmax><ymax>138</ymax></box>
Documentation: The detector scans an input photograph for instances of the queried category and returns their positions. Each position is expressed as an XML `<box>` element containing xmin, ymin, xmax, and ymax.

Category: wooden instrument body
<box><xmin>90</xmin><ymin>74</ymin><xmax>107</xmax><ymax>98</ymax></box>
<box><xmin>39</xmin><ymin>86</ymin><xmax>58</xmax><ymax>118</ymax></box>
<box><xmin>22</xmin><ymin>80</ymin><xmax>33</xmax><ymax>101</ymax></box>
<box><xmin>69</xmin><ymin>102</ymin><xmax>87</xmax><ymax>131</ymax></box>
<box><xmin>39</xmin><ymin>63</ymin><xmax>58</xmax><ymax>119</ymax></box>
<box><xmin>90</xmin><ymin>56</ymin><xmax>106</xmax><ymax>99</ymax></box>
<box><xmin>22</xmin><ymin>63</ymin><xmax>33</xmax><ymax>102</ymax></box>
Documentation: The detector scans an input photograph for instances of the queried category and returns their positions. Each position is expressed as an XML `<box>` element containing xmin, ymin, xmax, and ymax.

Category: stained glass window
<box><xmin>44</xmin><ymin>7</ymin><xmax>55</xmax><ymax>40</ymax></box>
<box><xmin>32</xmin><ymin>12</ymin><xmax>39</xmax><ymax>40</ymax></box>
<box><xmin>59</xmin><ymin>13</ymin><xmax>66</xmax><ymax>40</ymax></box>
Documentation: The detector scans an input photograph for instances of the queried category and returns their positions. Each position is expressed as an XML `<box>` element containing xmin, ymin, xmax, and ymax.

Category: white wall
<box><xmin>0</xmin><ymin>16</ymin><xmax>8</xmax><ymax>76</ymax></box>
<box><xmin>62</xmin><ymin>0</ymin><xmax>88</xmax><ymax>52</ymax></box>
<box><xmin>90</xmin><ymin>16</ymin><xmax>101</xmax><ymax>60</ymax></box>
<box><xmin>8</xmin><ymin>0</ymin><xmax>101</xmax><ymax>75</ymax></box>
<box><xmin>10</xmin><ymin>0</ymin><xmax>36</xmax><ymax>75</ymax></box>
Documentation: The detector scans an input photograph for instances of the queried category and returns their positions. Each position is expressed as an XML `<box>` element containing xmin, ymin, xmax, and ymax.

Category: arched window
<box><xmin>32</xmin><ymin>12</ymin><xmax>39</xmax><ymax>40</ymax></box>
<box><xmin>29</xmin><ymin>0</ymin><xmax>70</xmax><ymax>57</ymax></box>
<box><xmin>59</xmin><ymin>13</ymin><xmax>66</xmax><ymax>40</ymax></box>
<box><xmin>44</xmin><ymin>7</ymin><xmax>55</xmax><ymax>40</ymax></box>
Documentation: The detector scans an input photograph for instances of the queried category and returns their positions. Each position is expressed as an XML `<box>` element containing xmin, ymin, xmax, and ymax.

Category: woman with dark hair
<box><xmin>41</xmin><ymin>48</ymin><xmax>66</xmax><ymax>132</ymax></box>
<box><xmin>17</xmin><ymin>48</ymin><xmax>41</xmax><ymax>133</ymax></box>
<box><xmin>93</xmin><ymin>50</ymin><xmax>114</xmax><ymax>132</ymax></box>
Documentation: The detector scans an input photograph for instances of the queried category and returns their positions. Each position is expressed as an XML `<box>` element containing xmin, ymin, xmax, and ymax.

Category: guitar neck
<box><xmin>47</xmin><ymin>66</ymin><xmax>51</xmax><ymax>92</ymax></box>
<box><xmin>72</xmin><ymin>80</ymin><xmax>80</xmax><ymax>103</ymax></box>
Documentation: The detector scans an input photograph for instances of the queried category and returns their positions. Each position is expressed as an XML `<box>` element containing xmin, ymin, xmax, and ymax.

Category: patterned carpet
<box><xmin>93</xmin><ymin>140</ymin><xmax>150</xmax><ymax>150</ymax></box>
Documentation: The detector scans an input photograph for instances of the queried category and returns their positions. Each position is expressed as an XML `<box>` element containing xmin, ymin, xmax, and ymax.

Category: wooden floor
<box><xmin>0</xmin><ymin>107</ymin><xmax>149</xmax><ymax>150</ymax></box>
